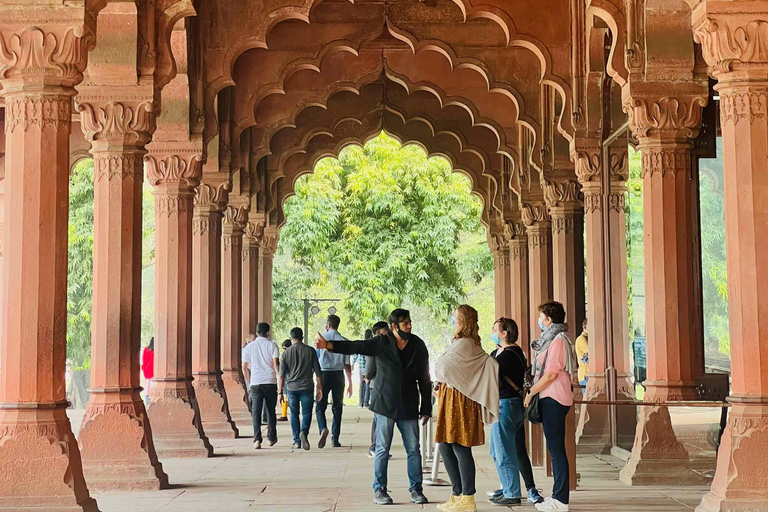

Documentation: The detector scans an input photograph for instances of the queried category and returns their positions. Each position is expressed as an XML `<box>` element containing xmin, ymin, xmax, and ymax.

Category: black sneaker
<box><xmin>318</xmin><ymin>428</ymin><xmax>329</xmax><ymax>449</ymax></box>
<box><xmin>332</xmin><ymin>439</ymin><xmax>342</xmax><ymax>448</ymax></box>
<box><xmin>410</xmin><ymin>489</ymin><xmax>428</xmax><ymax>504</ymax></box>
<box><xmin>374</xmin><ymin>489</ymin><xmax>394</xmax><ymax>505</ymax></box>
<box><xmin>490</xmin><ymin>495</ymin><xmax>522</xmax><ymax>506</ymax></box>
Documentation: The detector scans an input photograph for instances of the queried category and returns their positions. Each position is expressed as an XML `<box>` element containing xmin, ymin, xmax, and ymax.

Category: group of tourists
<box><xmin>236</xmin><ymin>301</ymin><xmax>577</xmax><ymax>512</ymax></box>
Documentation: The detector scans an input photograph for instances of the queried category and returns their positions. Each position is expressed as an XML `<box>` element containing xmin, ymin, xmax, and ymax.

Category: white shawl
<box><xmin>435</xmin><ymin>337</ymin><xmax>500</xmax><ymax>425</ymax></box>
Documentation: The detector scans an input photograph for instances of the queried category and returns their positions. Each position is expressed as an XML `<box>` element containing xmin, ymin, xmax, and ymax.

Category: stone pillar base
<box><xmin>529</xmin><ymin>422</ymin><xmax>545</xmax><ymax>467</ymax></box>
<box><xmin>620</xmin><ymin>405</ymin><xmax>705</xmax><ymax>485</ymax></box>
<box><xmin>0</xmin><ymin>406</ymin><xmax>99</xmax><ymax>511</ymax></box>
<box><xmin>576</xmin><ymin>374</ymin><xmax>637</xmax><ymax>454</ymax></box>
<box><xmin>192</xmin><ymin>374</ymin><xmax>239</xmax><ymax>439</ymax></box>
<box><xmin>222</xmin><ymin>370</ymin><xmax>251</xmax><ymax>430</ymax></box>
<box><xmin>696</xmin><ymin>402</ymin><xmax>768</xmax><ymax>512</ymax></box>
<box><xmin>147</xmin><ymin>381</ymin><xmax>213</xmax><ymax>458</ymax></box>
<box><xmin>78</xmin><ymin>390</ymin><xmax>168</xmax><ymax>491</ymax></box>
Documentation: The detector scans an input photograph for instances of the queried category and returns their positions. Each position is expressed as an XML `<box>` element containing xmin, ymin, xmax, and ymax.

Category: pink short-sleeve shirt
<box><xmin>535</xmin><ymin>335</ymin><xmax>574</xmax><ymax>407</ymax></box>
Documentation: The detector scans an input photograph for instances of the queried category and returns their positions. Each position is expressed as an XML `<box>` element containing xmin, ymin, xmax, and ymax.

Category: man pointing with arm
<box><xmin>316</xmin><ymin>308</ymin><xmax>432</xmax><ymax>506</ymax></box>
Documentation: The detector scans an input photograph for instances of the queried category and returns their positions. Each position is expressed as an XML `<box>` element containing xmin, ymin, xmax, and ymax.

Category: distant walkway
<box><xmin>67</xmin><ymin>408</ymin><xmax>710</xmax><ymax>511</ymax></box>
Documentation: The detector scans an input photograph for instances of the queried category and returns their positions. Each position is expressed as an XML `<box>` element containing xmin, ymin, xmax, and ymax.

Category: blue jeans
<box><xmin>490</xmin><ymin>397</ymin><xmax>525</xmax><ymax>499</ymax></box>
<box><xmin>373</xmin><ymin>414</ymin><xmax>422</xmax><ymax>492</ymax></box>
<box><xmin>287</xmin><ymin>390</ymin><xmax>313</xmax><ymax>444</ymax></box>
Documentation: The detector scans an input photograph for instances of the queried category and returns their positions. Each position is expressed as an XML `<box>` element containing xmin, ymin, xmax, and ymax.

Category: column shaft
<box><xmin>241</xmin><ymin>225</ymin><xmax>260</xmax><ymax>341</ymax></box>
<box><xmin>76</xmin><ymin>99</ymin><xmax>168</xmax><ymax>490</ymax></box>
<box><xmin>525</xmin><ymin>218</ymin><xmax>552</xmax><ymax>467</ymax></box>
<box><xmin>0</xmin><ymin>20</ymin><xmax>98</xmax><ymax>510</ymax></box>
<box><xmin>146</xmin><ymin>154</ymin><xmax>212</xmax><ymax>458</ymax></box>
<box><xmin>508</xmin><ymin>234</ymin><xmax>530</xmax><ymax>354</ymax></box>
<box><xmin>491</xmin><ymin>236</ymin><xmax>512</xmax><ymax>319</ymax></box>
<box><xmin>192</xmin><ymin>188</ymin><xmax>238</xmax><ymax>438</ymax></box>
<box><xmin>620</xmin><ymin>91</ymin><xmax>707</xmax><ymax>485</ymax></box>
<box><xmin>221</xmin><ymin>206</ymin><xmax>250</xmax><ymax>429</ymax></box>
<box><xmin>257</xmin><ymin>229</ymin><xmax>278</xmax><ymax>327</ymax></box>
<box><xmin>691</xmin><ymin>11</ymin><xmax>768</xmax><ymax>506</ymax></box>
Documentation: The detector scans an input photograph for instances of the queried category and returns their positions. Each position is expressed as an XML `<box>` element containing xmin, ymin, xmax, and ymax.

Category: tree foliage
<box><xmin>274</xmin><ymin>133</ymin><xmax>493</xmax><ymax>339</ymax></box>
<box><xmin>67</xmin><ymin>159</ymin><xmax>95</xmax><ymax>371</ymax></box>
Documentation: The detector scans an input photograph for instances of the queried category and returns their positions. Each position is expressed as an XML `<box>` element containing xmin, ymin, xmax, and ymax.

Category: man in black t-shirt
<box><xmin>488</xmin><ymin>318</ymin><xmax>544</xmax><ymax>506</ymax></box>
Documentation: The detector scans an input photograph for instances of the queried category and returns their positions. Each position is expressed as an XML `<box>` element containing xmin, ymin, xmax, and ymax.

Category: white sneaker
<box><xmin>536</xmin><ymin>498</ymin><xmax>568</xmax><ymax>511</ymax></box>
<box><xmin>254</xmin><ymin>441</ymin><xmax>262</xmax><ymax>449</ymax></box>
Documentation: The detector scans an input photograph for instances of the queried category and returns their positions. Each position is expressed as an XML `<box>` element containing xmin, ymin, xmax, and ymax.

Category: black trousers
<box><xmin>439</xmin><ymin>442</ymin><xmax>476</xmax><ymax>496</ymax></box>
<box><xmin>250</xmin><ymin>384</ymin><xmax>278</xmax><ymax>443</ymax></box>
<box><xmin>540</xmin><ymin>397</ymin><xmax>570</xmax><ymax>504</ymax></box>
<box><xmin>516</xmin><ymin>419</ymin><xmax>536</xmax><ymax>491</ymax></box>
<box><xmin>316</xmin><ymin>370</ymin><xmax>345</xmax><ymax>441</ymax></box>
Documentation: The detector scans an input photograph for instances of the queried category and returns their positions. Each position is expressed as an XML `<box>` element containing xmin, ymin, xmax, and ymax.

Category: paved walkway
<box><xmin>68</xmin><ymin>408</ymin><xmax>712</xmax><ymax>511</ymax></box>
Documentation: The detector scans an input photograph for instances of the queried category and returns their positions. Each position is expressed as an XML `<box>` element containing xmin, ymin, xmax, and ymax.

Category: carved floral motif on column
<box><xmin>243</xmin><ymin>221</ymin><xmax>265</xmax><ymax>260</ymax></box>
<box><xmin>0</xmin><ymin>24</ymin><xmax>97</xmax><ymax>90</ymax></box>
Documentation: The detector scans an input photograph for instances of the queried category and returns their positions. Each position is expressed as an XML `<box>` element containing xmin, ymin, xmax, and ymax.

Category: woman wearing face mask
<box><xmin>434</xmin><ymin>305</ymin><xmax>499</xmax><ymax>512</ymax></box>
<box><xmin>524</xmin><ymin>301</ymin><xmax>577</xmax><ymax>512</ymax></box>
<box><xmin>487</xmin><ymin>318</ymin><xmax>544</xmax><ymax>506</ymax></box>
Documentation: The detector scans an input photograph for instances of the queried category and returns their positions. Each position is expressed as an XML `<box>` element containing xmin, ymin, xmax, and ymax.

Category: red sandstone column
<box><xmin>490</xmin><ymin>228</ymin><xmax>512</xmax><ymax>318</ymax></box>
<box><xmin>75</xmin><ymin>97</ymin><xmax>168</xmax><ymax>490</ymax></box>
<box><xmin>0</xmin><ymin>19</ymin><xmax>99</xmax><ymax>511</ymax></box>
<box><xmin>523</xmin><ymin>205</ymin><xmax>552</xmax><ymax>467</ymax></box>
<box><xmin>220</xmin><ymin>206</ymin><xmax>250</xmax><ymax>429</ymax></box>
<box><xmin>691</xmin><ymin>7</ymin><xmax>768</xmax><ymax>510</ymax></box>
<box><xmin>242</xmin><ymin>222</ymin><xmax>261</xmax><ymax>340</ymax></box>
<box><xmin>547</xmin><ymin>190</ymin><xmax>585</xmax><ymax>492</ymax></box>
<box><xmin>507</xmin><ymin>222</ymin><xmax>530</xmax><ymax>354</ymax></box>
<box><xmin>619</xmin><ymin>91</ymin><xmax>707</xmax><ymax>485</ymax></box>
<box><xmin>257</xmin><ymin>226</ymin><xmax>279</xmax><ymax>327</ymax></box>
<box><xmin>145</xmin><ymin>150</ymin><xmax>213</xmax><ymax>458</ymax></box>
<box><xmin>191</xmin><ymin>184</ymin><xmax>238</xmax><ymax>438</ymax></box>
<box><xmin>571</xmin><ymin>142</ymin><xmax>636</xmax><ymax>453</ymax></box>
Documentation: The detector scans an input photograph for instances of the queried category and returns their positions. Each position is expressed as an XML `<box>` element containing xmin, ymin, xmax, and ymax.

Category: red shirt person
<box><xmin>142</xmin><ymin>338</ymin><xmax>155</xmax><ymax>401</ymax></box>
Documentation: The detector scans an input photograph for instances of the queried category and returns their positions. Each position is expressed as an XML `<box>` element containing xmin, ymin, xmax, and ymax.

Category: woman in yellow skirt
<box><xmin>434</xmin><ymin>305</ymin><xmax>499</xmax><ymax>512</ymax></box>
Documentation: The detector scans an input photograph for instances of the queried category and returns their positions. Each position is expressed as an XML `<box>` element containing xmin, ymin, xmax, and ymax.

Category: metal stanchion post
<box><xmin>423</xmin><ymin>417</ymin><xmax>449</xmax><ymax>486</ymax></box>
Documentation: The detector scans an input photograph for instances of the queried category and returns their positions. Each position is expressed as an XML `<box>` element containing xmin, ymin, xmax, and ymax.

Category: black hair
<box><xmin>282</xmin><ymin>339</ymin><xmax>292</xmax><ymax>349</ymax></box>
<box><xmin>372</xmin><ymin>321</ymin><xmax>389</xmax><ymax>334</ymax></box>
<box><xmin>327</xmin><ymin>314</ymin><xmax>341</xmax><ymax>330</ymax></box>
<box><xmin>148</xmin><ymin>337</ymin><xmax>154</xmax><ymax>351</ymax></box>
<box><xmin>364</xmin><ymin>328</ymin><xmax>373</xmax><ymax>339</ymax></box>
<box><xmin>582</xmin><ymin>318</ymin><xmax>588</xmax><ymax>331</ymax></box>
<box><xmin>495</xmin><ymin>317</ymin><xmax>519</xmax><ymax>343</ymax></box>
<box><xmin>539</xmin><ymin>301</ymin><xmax>566</xmax><ymax>324</ymax></box>
<box><xmin>257</xmin><ymin>322</ymin><xmax>270</xmax><ymax>336</ymax></box>
<box><xmin>290</xmin><ymin>326</ymin><xmax>303</xmax><ymax>341</ymax></box>
<box><xmin>388</xmin><ymin>309</ymin><xmax>410</xmax><ymax>328</ymax></box>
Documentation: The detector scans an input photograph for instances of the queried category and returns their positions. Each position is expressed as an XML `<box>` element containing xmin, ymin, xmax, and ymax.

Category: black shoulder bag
<box><xmin>525</xmin><ymin>349</ymin><xmax>550</xmax><ymax>425</ymax></box>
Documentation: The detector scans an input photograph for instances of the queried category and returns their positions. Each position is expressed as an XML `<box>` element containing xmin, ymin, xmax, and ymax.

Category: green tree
<box><xmin>67</xmin><ymin>159</ymin><xmax>95</xmax><ymax>407</ymax></box>
<box><xmin>274</xmin><ymin>133</ymin><xmax>493</xmax><ymax>347</ymax></box>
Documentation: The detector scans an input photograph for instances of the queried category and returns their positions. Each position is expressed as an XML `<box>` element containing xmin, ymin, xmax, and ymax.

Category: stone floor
<box><xmin>68</xmin><ymin>408</ymin><xmax>712</xmax><ymax>512</ymax></box>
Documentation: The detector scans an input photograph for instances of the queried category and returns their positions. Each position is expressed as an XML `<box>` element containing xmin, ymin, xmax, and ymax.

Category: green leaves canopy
<box><xmin>275</xmin><ymin>133</ymin><xmax>492</xmax><ymax>334</ymax></box>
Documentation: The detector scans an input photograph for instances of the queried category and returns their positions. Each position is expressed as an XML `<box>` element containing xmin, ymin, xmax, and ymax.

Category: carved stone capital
<box><xmin>221</xmin><ymin>205</ymin><xmax>249</xmax><ymax>234</ymax></box>
<box><xmin>571</xmin><ymin>141</ymin><xmax>601</xmax><ymax>184</ymax></box>
<box><xmin>503</xmin><ymin>220</ymin><xmax>526</xmax><ymax>242</ymax></box>
<box><xmin>509</xmin><ymin>237</ymin><xmax>528</xmax><ymax>260</ymax></box>
<box><xmin>243</xmin><ymin>221</ymin><xmax>265</xmax><ymax>245</ymax></box>
<box><xmin>93</xmin><ymin>153</ymin><xmax>142</xmax><ymax>182</ymax></box>
<box><xmin>691</xmin><ymin>15</ymin><xmax>768</xmax><ymax>78</ymax></box>
<box><xmin>258</xmin><ymin>227</ymin><xmax>279</xmax><ymax>258</ymax></box>
<box><xmin>145</xmin><ymin>152</ymin><xmax>202</xmax><ymax>188</ymax></box>
<box><xmin>520</xmin><ymin>202</ymin><xmax>550</xmax><ymax>227</ymax></box>
<box><xmin>623</xmin><ymin>91</ymin><xmax>708</xmax><ymax>140</ymax></box>
<box><xmin>542</xmin><ymin>179</ymin><xmax>581</xmax><ymax>209</ymax></box>
<box><xmin>194</xmin><ymin>183</ymin><xmax>230</xmax><ymax>211</ymax></box>
<box><xmin>77</xmin><ymin>99</ymin><xmax>156</xmax><ymax>147</ymax></box>
<box><xmin>0</xmin><ymin>20</ymin><xmax>97</xmax><ymax>91</ymax></box>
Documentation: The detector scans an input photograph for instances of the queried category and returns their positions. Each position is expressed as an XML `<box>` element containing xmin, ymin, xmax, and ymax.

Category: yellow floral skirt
<box><xmin>434</xmin><ymin>382</ymin><xmax>485</xmax><ymax>447</ymax></box>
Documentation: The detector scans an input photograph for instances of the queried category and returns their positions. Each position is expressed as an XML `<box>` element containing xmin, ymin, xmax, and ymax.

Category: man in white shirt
<box><xmin>242</xmin><ymin>322</ymin><xmax>280</xmax><ymax>449</ymax></box>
